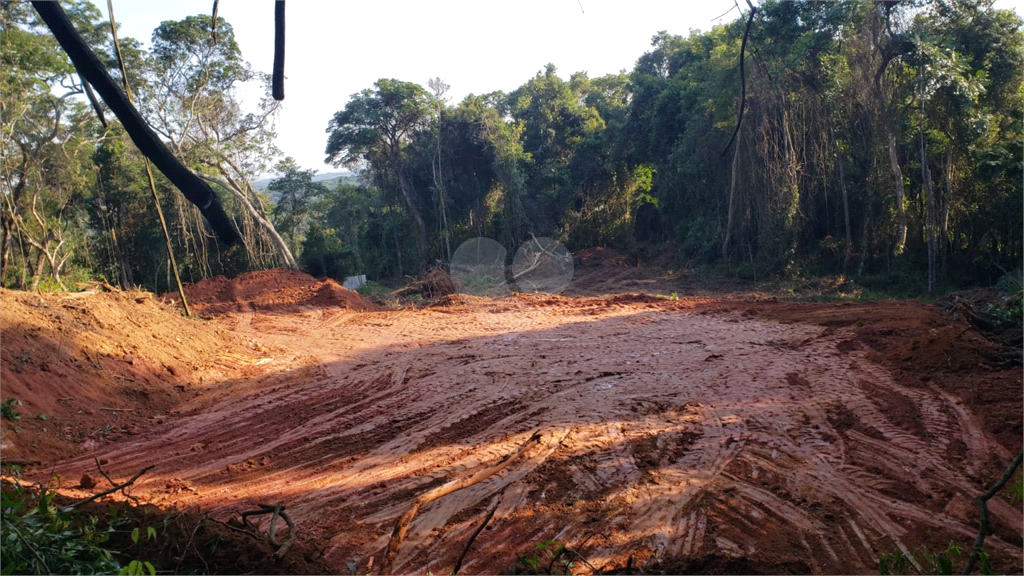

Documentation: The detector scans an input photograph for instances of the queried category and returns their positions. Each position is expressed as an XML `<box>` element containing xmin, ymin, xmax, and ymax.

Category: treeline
<box><xmin>2</xmin><ymin>1</ymin><xmax>1021</xmax><ymax>295</ymax></box>
<box><xmin>2</xmin><ymin>1</ymin><xmax>287</xmax><ymax>293</ymax></box>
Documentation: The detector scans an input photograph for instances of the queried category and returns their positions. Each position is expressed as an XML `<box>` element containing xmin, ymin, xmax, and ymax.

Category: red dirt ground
<box><xmin>1</xmin><ymin>267</ymin><xmax>1020</xmax><ymax>574</ymax></box>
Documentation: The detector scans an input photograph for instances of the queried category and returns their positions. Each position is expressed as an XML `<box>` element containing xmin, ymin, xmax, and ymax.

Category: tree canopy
<box><xmin>3</xmin><ymin>0</ymin><xmax>1021</xmax><ymax>293</ymax></box>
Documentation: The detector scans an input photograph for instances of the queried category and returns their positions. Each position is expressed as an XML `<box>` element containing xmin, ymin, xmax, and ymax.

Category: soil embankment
<box><xmin>2</xmin><ymin>268</ymin><xmax>1020</xmax><ymax>574</ymax></box>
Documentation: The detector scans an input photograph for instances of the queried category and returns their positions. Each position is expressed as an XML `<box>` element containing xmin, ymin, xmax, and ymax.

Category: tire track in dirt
<box><xmin>49</xmin><ymin>299</ymin><xmax>1022</xmax><ymax>574</ymax></box>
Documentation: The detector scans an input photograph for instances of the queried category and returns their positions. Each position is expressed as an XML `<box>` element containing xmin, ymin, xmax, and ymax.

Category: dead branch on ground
<box><xmin>240</xmin><ymin>501</ymin><xmax>295</xmax><ymax>559</ymax></box>
<box><xmin>452</xmin><ymin>499</ymin><xmax>500</xmax><ymax>575</ymax></box>
<box><xmin>66</xmin><ymin>464</ymin><xmax>154</xmax><ymax>510</ymax></box>
<box><xmin>963</xmin><ymin>450</ymin><xmax>1023</xmax><ymax>575</ymax></box>
<box><xmin>391</xmin><ymin>266</ymin><xmax>456</xmax><ymax>299</ymax></box>
<box><xmin>93</xmin><ymin>457</ymin><xmax>139</xmax><ymax>504</ymax></box>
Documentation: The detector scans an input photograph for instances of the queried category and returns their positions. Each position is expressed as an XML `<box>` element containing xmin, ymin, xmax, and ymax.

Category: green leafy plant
<box><xmin>514</xmin><ymin>540</ymin><xmax>575</xmax><ymax>575</ymax></box>
<box><xmin>357</xmin><ymin>280</ymin><xmax>389</xmax><ymax>296</ymax></box>
<box><xmin>118</xmin><ymin>559</ymin><xmax>156</xmax><ymax>576</ymax></box>
<box><xmin>878</xmin><ymin>541</ymin><xmax>991</xmax><ymax>575</ymax></box>
<box><xmin>2</xmin><ymin>398</ymin><xmax>22</xmax><ymax>421</ymax></box>
<box><xmin>1</xmin><ymin>476</ymin><xmax>123</xmax><ymax>574</ymax></box>
<box><xmin>1006</xmin><ymin>469</ymin><xmax>1023</xmax><ymax>504</ymax></box>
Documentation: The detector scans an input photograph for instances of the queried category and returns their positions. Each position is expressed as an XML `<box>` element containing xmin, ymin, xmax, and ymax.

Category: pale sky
<box><xmin>107</xmin><ymin>0</ymin><xmax>1023</xmax><ymax>177</ymax></box>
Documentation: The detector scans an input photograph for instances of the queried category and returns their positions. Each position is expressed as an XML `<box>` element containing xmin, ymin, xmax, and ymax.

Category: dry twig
<box><xmin>240</xmin><ymin>501</ymin><xmax>295</xmax><ymax>559</ymax></box>
<box><xmin>66</xmin><ymin>464</ymin><xmax>154</xmax><ymax>509</ymax></box>
<box><xmin>962</xmin><ymin>450</ymin><xmax>1023</xmax><ymax>574</ymax></box>
<box><xmin>93</xmin><ymin>457</ymin><xmax>139</xmax><ymax>504</ymax></box>
<box><xmin>452</xmin><ymin>499</ymin><xmax>500</xmax><ymax>575</ymax></box>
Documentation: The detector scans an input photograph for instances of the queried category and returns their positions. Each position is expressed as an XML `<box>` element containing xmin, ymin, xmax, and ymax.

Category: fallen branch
<box><xmin>240</xmin><ymin>501</ymin><xmax>295</xmax><ymax>559</ymax></box>
<box><xmin>98</xmin><ymin>407</ymin><xmax>135</xmax><ymax>412</ymax></box>
<box><xmin>381</xmin><ymin>431</ymin><xmax>542</xmax><ymax>575</ymax></box>
<box><xmin>391</xmin><ymin>267</ymin><xmax>456</xmax><ymax>299</ymax></box>
<box><xmin>452</xmin><ymin>499</ymin><xmax>499</xmax><ymax>575</ymax></box>
<box><xmin>563</xmin><ymin>547</ymin><xmax>600</xmax><ymax>574</ymax></box>
<box><xmin>512</xmin><ymin>234</ymin><xmax>571</xmax><ymax>282</ymax></box>
<box><xmin>94</xmin><ymin>457</ymin><xmax>139</xmax><ymax>504</ymax></box>
<box><xmin>963</xmin><ymin>449</ymin><xmax>1023</xmax><ymax>574</ymax></box>
<box><xmin>66</xmin><ymin>464</ymin><xmax>154</xmax><ymax>509</ymax></box>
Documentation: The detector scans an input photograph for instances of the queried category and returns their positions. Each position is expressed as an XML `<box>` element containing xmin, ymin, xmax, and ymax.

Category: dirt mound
<box><xmin>573</xmin><ymin>247</ymin><xmax>639</xmax><ymax>268</ymax></box>
<box><xmin>0</xmin><ymin>288</ymin><xmax>258</xmax><ymax>464</ymax></box>
<box><xmin>169</xmin><ymin>269</ymin><xmax>383</xmax><ymax>315</ymax></box>
<box><xmin>394</xmin><ymin>267</ymin><xmax>457</xmax><ymax>299</ymax></box>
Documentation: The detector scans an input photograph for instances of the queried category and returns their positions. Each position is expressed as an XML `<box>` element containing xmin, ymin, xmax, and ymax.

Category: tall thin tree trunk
<box><xmin>1</xmin><ymin>227</ymin><xmax>11</xmax><ymax>283</ymax></box>
<box><xmin>920</xmin><ymin>131</ymin><xmax>938</xmax><ymax>294</ymax></box>
<box><xmin>434</xmin><ymin>121</ymin><xmax>452</xmax><ymax>264</ymax></box>
<box><xmin>722</xmin><ymin>130</ymin><xmax>742</xmax><ymax>263</ymax></box>
<box><xmin>395</xmin><ymin>160</ymin><xmax>428</xmax><ymax>271</ymax></box>
<box><xmin>858</xmin><ymin>213</ymin><xmax>871</xmax><ymax>277</ymax></box>
<box><xmin>393</xmin><ymin>209</ymin><xmax>404</xmax><ymax>278</ymax></box>
<box><xmin>1</xmin><ymin>153</ymin><xmax>29</xmax><ymax>283</ymax></box>
<box><xmin>108</xmin><ymin>223</ymin><xmax>130</xmax><ymax>288</ymax></box>
<box><xmin>837</xmin><ymin>147</ymin><xmax>853</xmax><ymax>276</ymax></box>
<box><xmin>782</xmin><ymin>106</ymin><xmax>801</xmax><ymax>259</ymax></box>
<box><xmin>17</xmin><ymin>238</ymin><xmax>29</xmax><ymax>290</ymax></box>
<box><xmin>30</xmin><ymin>249</ymin><xmax>45</xmax><ymax>290</ymax></box>
<box><xmin>887</xmin><ymin>130</ymin><xmax>908</xmax><ymax>255</ymax></box>
<box><xmin>941</xmin><ymin>146</ymin><xmax>952</xmax><ymax>279</ymax></box>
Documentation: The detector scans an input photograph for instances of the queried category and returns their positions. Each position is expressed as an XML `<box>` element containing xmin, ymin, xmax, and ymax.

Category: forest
<box><xmin>2</xmin><ymin>0</ymin><xmax>1022</xmax><ymax>295</ymax></box>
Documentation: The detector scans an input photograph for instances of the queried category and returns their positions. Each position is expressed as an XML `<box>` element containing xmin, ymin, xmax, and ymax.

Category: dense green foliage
<box><xmin>1</xmin><ymin>2</ymin><xmax>286</xmax><ymax>293</ymax></box>
<box><xmin>2</xmin><ymin>0</ymin><xmax>1020</xmax><ymax>292</ymax></box>
<box><xmin>1</xmin><ymin>476</ymin><xmax>124</xmax><ymax>574</ymax></box>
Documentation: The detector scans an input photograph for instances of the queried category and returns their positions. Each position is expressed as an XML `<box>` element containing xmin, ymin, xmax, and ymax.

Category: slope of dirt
<box><xmin>701</xmin><ymin>299</ymin><xmax>1023</xmax><ymax>455</ymax></box>
<box><xmin>0</xmin><ymin>287</ymin><xmax>262</xmax><ymax>464</ymax></box>
<box><xmin>11</xmin><ymin>270</ymin><xmax>1018</xmax><ymax>575</ymax></box>
<box><xmin>167</xmin><ymin>269</ymin><xmax>383</xmax><ymax>315</ymax></box>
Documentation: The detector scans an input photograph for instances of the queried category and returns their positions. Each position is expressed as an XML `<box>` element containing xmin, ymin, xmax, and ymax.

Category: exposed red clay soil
<box><xmin>169</xmin><ymin>269</ymin><xmax>384</xmax><ymax>315</ymax></box>
<box><xmin>2</xmin><ymin>267</ymin><xmax>1021</xmax><ymax>574</ymax></box>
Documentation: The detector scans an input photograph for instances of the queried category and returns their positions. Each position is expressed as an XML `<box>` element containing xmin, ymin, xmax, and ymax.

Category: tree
<box><xmin>268</xmin><ymin>157</ymin><xmax>327</xmax><ymax>254</ymax></box>
<box><xmin>326</xmin><ymin>79</ymin><xmax>433</xmax><ymax>271</ymax></box>
<box><xmin>427</xmin><ymin>76</ymin><xmax>452</xmax><ymax>263</ymax></box>
<box><xmin>139</xmin><ymin>14</ymin><xmax>295</xmax><ymax>270</ymax></box>
<box><xmin>1</xmin><ymin>0</ymin><xmax>107</xmax><ymax>289</ymax></box>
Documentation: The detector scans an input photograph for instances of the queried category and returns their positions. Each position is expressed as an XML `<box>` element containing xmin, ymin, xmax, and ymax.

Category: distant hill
<box><xmin>316</xmin><ymin>172</ymin><xmax>360</xmax><ymax>188</ymax></box>
<box><xmin>252</xmin><ymin>170</ymin><xmax>358</xmax><ymax>197</ymax></box>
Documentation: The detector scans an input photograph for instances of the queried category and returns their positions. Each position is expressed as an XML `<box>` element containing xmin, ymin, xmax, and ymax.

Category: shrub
<box><xmin>1</xmin><ymin>475</ymin><xmax>123</xmax><ymax>574</ymax></box>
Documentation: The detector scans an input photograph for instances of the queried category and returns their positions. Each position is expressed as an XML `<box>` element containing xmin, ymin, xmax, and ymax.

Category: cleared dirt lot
<box><xmin>2</xmin><ymin>269</ymin><xmax>1021</xmax><ymax>574</ymax></box>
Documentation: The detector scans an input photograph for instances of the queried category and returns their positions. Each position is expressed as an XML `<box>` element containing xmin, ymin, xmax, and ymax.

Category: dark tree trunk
<box><xmin>31</xmin><ymin>1</ymin><xmax>239</xmax><ymax>245</ymax></box>
<box><xmin>393</xmin><ymin>152</ymin><xmax>428</xmax><ymax>272</ymax></box>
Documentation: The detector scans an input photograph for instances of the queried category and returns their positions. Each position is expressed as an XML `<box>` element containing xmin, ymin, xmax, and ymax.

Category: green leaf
<box><xmin>131</xmin><ymin>527</ymin><xmax>139</xmax><ymax>543</ymax></box>
<box><xmin>146</xmin><ymin>526</ymin><xmax>157</xmax><ymax>541</ymax></box>
<box><xmin>144</xmin><ymin>560</ymin><xmax>155</xmax><ymax>575</ymax></box>
<box><xmin>980</xmin><ymin>550</ymin><xmax>993</xmax><ymax>575</ymax></box>
<box><xmin>946</xmin><ymin>541</ymin><xmax>961</xmax><ymax>557</ymax></box>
